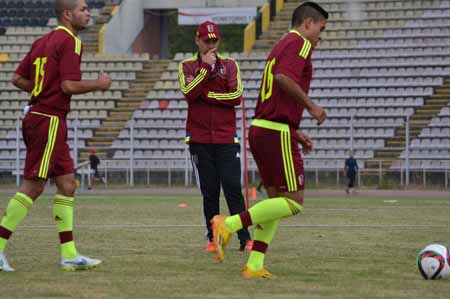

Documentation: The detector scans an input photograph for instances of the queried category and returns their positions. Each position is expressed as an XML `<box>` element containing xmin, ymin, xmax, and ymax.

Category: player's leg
<box><xmin>52</xmin><ymin>121</ymin><xmax>100</xmax><ymax>270</ymax></box>
<box><xmin>216</xmin><ymin>143</ymin><xmax>251</xmax><ymax>250</ymax></box>
<box><xmin>0</xmin><ymin>112</ymin><xmax>52</xmax><ymax>271</ymax></box>
<box><xmin>0</xmin><ymin>179</ymin><xmax>45</xmax><ymax>272</ymax></box>
<box><xmin>53</xmin><ymin>173</ymin><xmax>77</xmax><ymax>260</ymax></box>
<box><xmin>241</xmin><ymin>219</ymin><xmax>279</xmax><ymax>279</ymax></box>
<box><xmin>347</xmin><ymin>172</ymin><xmax>354</xmax><ymax>194</ymax></box>
<box><xmin>53</xmin><ymin>172</ymin><xmax>101</xmax><ymax>270</ymax></box>
<box><xmin>212</xmin><ymin>125</ymin><xmax>304</xmax><ymax>269</ymax></box>
<box><xmin>189</xmin><ymin>143</ymin><xmax>221</xmax><ymax>251</ymax></box>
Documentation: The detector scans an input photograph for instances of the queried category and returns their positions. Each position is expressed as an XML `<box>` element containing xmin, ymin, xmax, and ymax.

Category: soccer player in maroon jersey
<box><xmin>0</xmin><ymin>0</ymin><xmax>111</xmax><ymax>272</ymax></box>
<box><xmin>211</xmin><ymin>2</ymin><xmax>328</xmax><ymax>278</ymax></box>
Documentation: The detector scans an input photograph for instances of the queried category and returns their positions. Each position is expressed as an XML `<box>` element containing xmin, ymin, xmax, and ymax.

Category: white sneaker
<box><xmin>61</xmin><ymin>254</ymin><xmax>102</xmax><ymax>271</ymax></box>
<box><xmin>0</xmin><ymin>252</ymin><xmax>15</xmax><ymax>272</ymax></box>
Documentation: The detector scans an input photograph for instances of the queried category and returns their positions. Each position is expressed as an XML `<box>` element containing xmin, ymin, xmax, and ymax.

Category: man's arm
<box><xmin>11</xmin><ymin>73</ymin><xmax>33</xmax><ymax>92</ymax></box>
<box><xmin>178</xmin><ymin>51</ymin><xmax>215</xmax><ymax>103</ymax></box>
<box><xmin>274</xmin><ymin>74</ymin><xmax>326</xmax><ymax>124</ymax></box>
<box><xmin>61</xmin><ymin>70</ymin><xmax>111</xmax><ymax>95</ymax></box>
<box><xmin>201</xmin><ymin>59</ymin><xmax>242</xmax><ymax>107</ymax></box>
<box><xmin>13</xmin><ymin>47</ymin><xmax>33</xmax><ymax>92</ymax></box>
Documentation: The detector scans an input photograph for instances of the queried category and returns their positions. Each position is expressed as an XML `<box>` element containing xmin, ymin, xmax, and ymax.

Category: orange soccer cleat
<box><xmin>205</xmin><ymin>241</ymin><xmax>216</xmax><ymax>253</ymax></box>
<box><xmin>240</xmin><ymin>266</ymin><xmax>273</xmax><ymax>279</ymax></box>
<box><xmin>211</xmin><ymin>215</ymin><xmax>232</xmax><ymax>262</ymax></box>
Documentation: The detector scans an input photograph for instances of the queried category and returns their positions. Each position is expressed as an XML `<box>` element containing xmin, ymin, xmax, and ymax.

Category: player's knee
<box><xmin>59</xmin><ymin>179</ymin><xmax>76</xmax><ymax>196</ymax></box>
<box><xmin>286</xmin><ymin>191</ymin><xmax>304</xmax><ymax>206</ymax></box>
<box><xmin>19</xmin><ymin>182</ymin><xmax>45</xmax><ymax>200</ymax></box>
<box><xmin>27</xmin><ymin>185</ymin><xmax>45</xmax><ymax>200</ymax></box>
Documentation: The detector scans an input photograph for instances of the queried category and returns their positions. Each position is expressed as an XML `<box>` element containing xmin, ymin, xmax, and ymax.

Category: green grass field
<box><xmin>0</xmin><ymin>191</ymin><xmax>449</xmax><ymax>299</ymax></box>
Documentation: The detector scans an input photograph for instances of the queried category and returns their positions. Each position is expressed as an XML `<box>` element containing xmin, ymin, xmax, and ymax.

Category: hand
<box><xmin>97</xmin><ymin>70</ymin><xmax>112</xmax><ymax>90</ymax></box>
<box><xmin>307</xmin><ymin>103</ymin><xmax>327</xmax><ymax>125</ymax></box>
<box><xmin>200</xmin><ymin>48</ymin><xmax>217</xmax><ymax>66</ymax></box>
<box><xmin>297</xmin><ymin>131</ymin><xmax>313</xmax><ymax>154</ymax></box>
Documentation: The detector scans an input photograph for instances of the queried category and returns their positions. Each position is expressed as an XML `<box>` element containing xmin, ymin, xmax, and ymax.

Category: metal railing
<box><xmin>2</xmin><ymin>114</ymin><xmax>449</xmax><ymax>190</ymax></box>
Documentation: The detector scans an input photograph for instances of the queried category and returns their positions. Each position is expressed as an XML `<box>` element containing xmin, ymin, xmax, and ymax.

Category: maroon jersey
<box><xmin>15</xmin><ymin>25</ymin><xmax>82</xmax><ymax>118</ymax></box>
<box><xmin>254</xmin><ymin>29</ymin><xmax>313</xmax><ymax>131</ymax></box>
<box><xmin>178</xmin><ymin>54</ymin><xmax>243</xmax><ymax>144</ymax></box>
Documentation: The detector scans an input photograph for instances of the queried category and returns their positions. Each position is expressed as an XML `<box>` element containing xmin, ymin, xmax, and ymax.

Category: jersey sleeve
<box><xmin>15</xmin><ymin>49</ymin><xmax>32</xmax><ymax>79</ymax></box>
<box><xmin>273</xmin><ymin>38</ymin><xmax>311</xmax><ymax>83</ymax></box>
<box><xmin>59</xmin><ymin>35</ymin><xmax>82</xmax><ymax>81</ymax></box>
<box><xmin>178</xmin><ymin>60</ymin><xmax>211</xmax><ymax>103</ymax></box>
<box><xmin>202</xmin><ymin>59</ymin><xmax>242</xmax><ymax>107</ymax></box>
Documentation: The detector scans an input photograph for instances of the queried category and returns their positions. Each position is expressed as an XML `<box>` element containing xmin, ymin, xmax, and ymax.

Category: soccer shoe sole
<box><xmin>240</xmin><ymin>267</ymin><xmax>273</xmax><ymax>279</ymax></box>
<box><xmin>211</xmin><ymin>215</ymin><xmax>231</xmax><ymax>263</ymax></box>
<box><xmin>0</xmin><ymin>267</ymin><xmax>15</xmax><ymax>272</ymax></box>
<box><xmin>61</xmin><ymin>262</ymin><xmax>102</xmax><ymax>271</ymax></box>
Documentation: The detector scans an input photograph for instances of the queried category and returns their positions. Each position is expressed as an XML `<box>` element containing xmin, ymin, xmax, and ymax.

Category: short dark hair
<box><xmin>54</xmin><ymin>0</ymin><xmax>78</xmax><ymax>20</ymax></box>
<box><xmin>291</xmin><ymin>2</ymin><xmax>329</xmax><ymax>27</ymax></box>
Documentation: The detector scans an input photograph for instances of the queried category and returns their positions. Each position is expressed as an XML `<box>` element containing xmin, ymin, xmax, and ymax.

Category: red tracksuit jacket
<box><xmin>178</xmin><ymin>53</ymin><xmax>243</xmax><ymax>144</ymax></box>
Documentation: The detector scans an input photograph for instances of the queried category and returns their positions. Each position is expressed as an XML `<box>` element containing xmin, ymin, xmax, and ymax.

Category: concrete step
<box><xmin>126</xmin><ymin>86</ymin><xmax>152</xmax><ymax>92</ymax></box>
<box><xmin>102</xmin><ymin>121</ymin><xmax>127</xmax><ymax>127</ymax></box>
<box><xmin>365</xmin><ymin>160</ymin><xmax>394</xmax><ymax>169</ymax></box>
<box><xmin>427</xmin><ymin>98</ymin><xmax>450</xmax><ymax>104</ymax></box>
<box><xmin>374</xmin><ymin>151</ymin><xmax>403</xmax><ymax>158</ymax></box>
<box><xmin>87</xmin><ymin>137</ymin><xmax>115</xmax><ymax>143</ymax></box>
<box><xmin>94</xmin><ymin>131</ymin><xmax>120</xmax><ymax>138</ymax></box>
<box><xmin>107</xmin><ymin>114</ymin><xmax>130</xmax><ymax>120</ymax></box>
<box><xmin>116</xmin><ymin>103</ymin><xmax>141</xmax><ymax>108</ymax></box>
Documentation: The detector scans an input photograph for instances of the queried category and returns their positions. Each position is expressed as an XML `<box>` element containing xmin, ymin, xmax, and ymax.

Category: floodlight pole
<box><xmin>405</xmin><ymin>115</ymin><xmax>410</xmax><ymax>187</ymax></box>
<box><xmin>242</xmin><ymin>97</ymin><xmax>250</xmax><ymax>209</ymax></box>
<box><xmin>184</xmin><ymin>145</ymin><xmax>189</xmax><ymax>186</ymax></box>
<box><xmin>15</xmin><ymin>117</ymin><xmax>20</xmax><ymax>187</ymax></box>
<box><xmin>73</xmin><ymin>112</ymin><xmax>78</xmax><ymax>170</ymax></box>
<box><xmin>350</xmin><ymin>114</ymin><xmax>354</xmax><ymax>153</ymax></box>
<box><xmin>130</xmin><ymin>117</ymin><xmax>134</xmax><ymax>186</ymax></box>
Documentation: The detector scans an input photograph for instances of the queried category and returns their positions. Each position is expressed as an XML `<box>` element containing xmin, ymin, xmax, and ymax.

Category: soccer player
<box><xmin>178</xmin><ymin>21</ymin><xmax>252</xmax><ymax>252</ymax></box>
<box><xmin>211</xmin><ymin>2</ymin><xmax>328</xmax><ymax>278</ymax></box>
<box><xmin>0</xmin><ymin>0</ymin><xmax>111</xmax><ymax>272</ymax></box>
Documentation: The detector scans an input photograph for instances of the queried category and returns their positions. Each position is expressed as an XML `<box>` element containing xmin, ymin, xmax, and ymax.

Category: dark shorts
<box><xmin>22</xmin><ymin>111</ymin><xmax>73</xmax><ymax>180</ymax></box>
<box><xmin>249</xmin><ymin>119</ymin><xmax>304</xmax><ymax>192</ymax></box>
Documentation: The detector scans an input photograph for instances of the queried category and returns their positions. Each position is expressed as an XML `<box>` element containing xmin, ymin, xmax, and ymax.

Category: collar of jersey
<box><xmin>289</xmin><ymin>29</ymin><xmax>311</xmax><ymax>43</ymax></box>
<box><xmin>55</xmin><ymin>25</ymin><xmax>77</xmax><ymax>38</ymax></box>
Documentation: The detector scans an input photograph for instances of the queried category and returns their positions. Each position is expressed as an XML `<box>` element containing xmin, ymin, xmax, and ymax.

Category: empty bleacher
<box><xmin>111</xmin><ymin>0</ymin><xmax>447</xmax><ymax>170</ymax></box>
<box><xmin>1</xmin><ymin>0</ymin><xmax>449</xmax><ymax>175</ymax></box>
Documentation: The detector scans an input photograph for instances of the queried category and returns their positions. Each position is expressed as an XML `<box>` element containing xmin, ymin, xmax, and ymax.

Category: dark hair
<box><xmin>291</xmin><ymin>2</ymin><xmax>329</xmax><ymax>27</ymax></box>
<box><xmin>54</xmin><ymin>0</ymin><xmax>78</xmax><ymax>20</ymax></box>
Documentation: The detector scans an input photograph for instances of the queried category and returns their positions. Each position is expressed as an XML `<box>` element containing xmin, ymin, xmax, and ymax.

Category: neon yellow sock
<box><xmin>225</xmin><ymin>197</ymin><xmax>302</xmax><ymax>233</ymax></box>
<box><xmin>246</xmin><ymin>219</ymin><xmax>279</xmax><ymax>271</ymax></box>
<box><xmin>53</xmin><ymin>194</ymin><xmax>77</xmax><ymax>259</ymax></box>
<box><xmin>0</xmin><ymin>192</ymin><xmax>33</xmax><ymax>251</ymax></box>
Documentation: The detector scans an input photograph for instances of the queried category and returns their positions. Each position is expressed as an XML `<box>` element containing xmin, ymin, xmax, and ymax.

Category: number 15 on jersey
<box><xmin>32</xmin><ymin>57</ymin><xmax>47</xmax><ymax>97</ymax></box>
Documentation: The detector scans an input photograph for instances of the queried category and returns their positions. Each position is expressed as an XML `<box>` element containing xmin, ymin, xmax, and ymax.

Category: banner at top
<box><xmin>178</xmin><ymin>7</ymin><xmax>257</xmax><ymax>25</ymax></box>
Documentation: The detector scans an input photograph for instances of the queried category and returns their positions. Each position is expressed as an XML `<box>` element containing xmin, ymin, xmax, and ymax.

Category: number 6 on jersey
<box><xmin>260</xmin><ymin>58</ymin><xmax>275</xmax><ymax>102</ymax></box>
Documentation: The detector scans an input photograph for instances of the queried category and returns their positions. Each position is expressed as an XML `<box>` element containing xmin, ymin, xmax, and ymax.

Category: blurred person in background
<box><xmin>344</xmin><ymin>151</ymin><xmax>359</xmax><ymax>194</ymax></box>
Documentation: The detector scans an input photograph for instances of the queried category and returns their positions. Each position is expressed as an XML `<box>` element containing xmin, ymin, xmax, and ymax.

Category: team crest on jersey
<box><xmin>219</xmin><ymin>65</ymin><xmax>226</xmax><ymax>75</ymax></box>
<box><xmin>298</xmin><ymin>174</ymin><xmax>304</xmax><ymax>186</ymax></box>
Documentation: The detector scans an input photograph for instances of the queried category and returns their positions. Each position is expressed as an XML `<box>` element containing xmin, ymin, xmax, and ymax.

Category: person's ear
<box><xmin>305</xmin><ymin>17</ymin><xmax>313</xmax><ymax>30</ymax></box>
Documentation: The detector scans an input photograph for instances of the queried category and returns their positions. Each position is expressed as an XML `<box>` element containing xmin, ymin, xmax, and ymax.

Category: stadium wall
<box><xmin>103</xmin><ymin>0</ymin><xmax>144</xmax><ymax>55</ymax></box>
<box><xmin>142</xmin><ymin>0</ymin><xmax>266</xmax><ymax>9</ymax></box>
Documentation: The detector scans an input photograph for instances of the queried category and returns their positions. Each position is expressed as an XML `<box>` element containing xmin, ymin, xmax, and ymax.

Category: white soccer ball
<box><xmin>417</xmin><ymin>244</ymin><xmax>450</xmax><ymax>280</ymax></box>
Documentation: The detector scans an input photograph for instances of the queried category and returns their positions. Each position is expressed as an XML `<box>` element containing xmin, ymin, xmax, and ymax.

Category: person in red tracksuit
<box><xmin>178</xmin><ymin>21</ymin><xmax>252</xmax><ymax>252</ymax></box>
